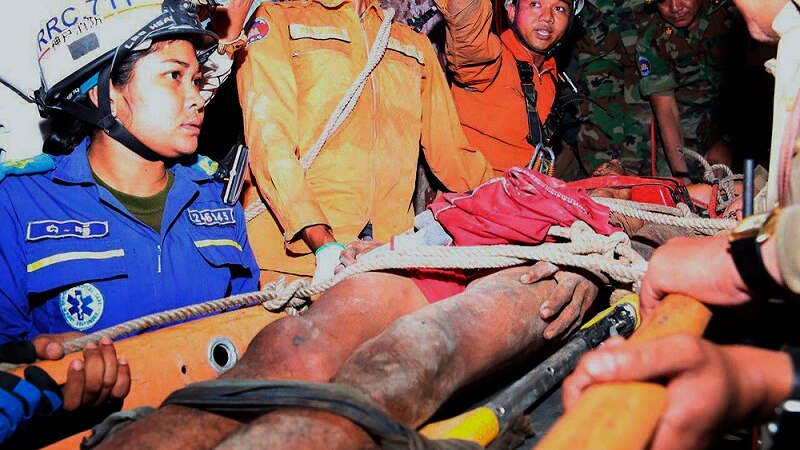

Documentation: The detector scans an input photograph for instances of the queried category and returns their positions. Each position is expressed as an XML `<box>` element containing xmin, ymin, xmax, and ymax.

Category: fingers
<box><xmin>520</xmin><ymin>261</ymin><xmax>558</xmax><ymax>284</ymax></box>
<box><xmin>333</xmin><ymin>263</ymin><xmax>346</xmax><ymax>275</ymax></box>
<box><xmin>62</xmin><ymin>359</ymin><xmax>85</xmax><ymax>411</ymax></box>
<box><xmin>339</xmin><ymin>244</ymin><xmax>359</xmax><ymax>268</ymax></box>
<box><xmin>545</xmin><ymin>280</ymin><xmax>595</xmax><ymax>339</ymax></box>
<box><xmin>96</xmin><ymin>338</ymin><xmax>119</xmax><ymax>406</ymax></box>
<box><xmin>338</xmin><ymin>241</ymin><xmax>383</xmax><ymax>268</ymax></box>
<box><xmin>542</xmin><ymin>278</ymin><xmax>580</xmax><ymax>339</ymax></box>
<box><xmin>562</xmin><ymin>335</ymin><xmax>706</xmax><ymax>409</ymax></box>
<box><xmin>61</xmin><ymin>339</ymin><xmax>130</xmax><ymax>410</ymax></box>
<box><xmin>32</xmin><ymin>335</ymin><xmax>65</xmax><ymax>361</ymax></box>
<box><xmin>80</xmin><ymin>342</ymin><xmax>106</xmax><ymax>406</ymax></box>
<box><xmin>111</xmin><ymin>357</ymin><xmax>131</xmax><ymax>400</ymax></box>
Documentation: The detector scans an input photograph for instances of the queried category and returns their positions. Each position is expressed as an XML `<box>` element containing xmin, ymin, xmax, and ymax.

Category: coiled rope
<box><xmin>680</xmin><ymin>146</ymin><xmax>742</xmax><ymax>213</ymax></box>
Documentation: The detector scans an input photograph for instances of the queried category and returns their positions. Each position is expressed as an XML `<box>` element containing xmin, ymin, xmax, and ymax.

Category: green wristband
<box><xmin>314</xmin><ymin>242</ymin><xmax>345</xmax><ymax>256</ymax></box>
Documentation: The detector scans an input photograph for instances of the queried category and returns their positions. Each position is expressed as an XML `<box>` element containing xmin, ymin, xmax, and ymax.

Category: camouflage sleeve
<box><xmin>635</xmin><ymin>28</ymin><xmax>676</xmax><ymax>98</ymax></box>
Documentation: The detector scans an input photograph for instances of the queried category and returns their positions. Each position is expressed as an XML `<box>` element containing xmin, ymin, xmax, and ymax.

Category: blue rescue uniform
<box><xmin>0</xmin><ymin>138</ymin><xmax>259</xmax><ymax>342</ymax></box>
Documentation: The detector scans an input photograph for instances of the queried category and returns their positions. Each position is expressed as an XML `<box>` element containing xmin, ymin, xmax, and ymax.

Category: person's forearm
<box><xmin>301</xmin><ymin>225</ymin><xmax>336</xmax><ymax>252</ymax></box>
<box><xmin>726</xmin><ymin>346</ymin><xmax>794</xmax><ymax>423</ymax></box>
<box><xmin>651</xmin><ymin>96</ymin><xmax>689</xmax><ymax>179</ymax></box>
<box><xmin>211</xmin><ymin>0</ymin><xmax>255</xmax><ymax>41</ymax></box>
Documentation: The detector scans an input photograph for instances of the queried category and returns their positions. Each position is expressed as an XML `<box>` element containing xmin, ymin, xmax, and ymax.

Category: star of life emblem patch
<box><xmin>246</xmin><ymin>18</ymin><xmax>270</xmax><ymax>48</ymax></box>
<box><xmin>59</xmin><ymin>283</ymin><xmax>104</xmax><ymax>331</ymax></box>
<box><xmin>637</xmin><ymin>56</ymin><xmax>652</xmax><ymax>76</ymax></box>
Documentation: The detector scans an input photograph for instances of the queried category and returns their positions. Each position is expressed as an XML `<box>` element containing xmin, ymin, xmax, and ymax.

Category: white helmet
<box><xmin>574</xmin><ymin>0</ymin><xmax>584</xmax><ymax>15</ymax></box>
<box><xmin>36</xmin><ymin>0</ymin><xmax>217</xmax><ymax>160</ymax></box>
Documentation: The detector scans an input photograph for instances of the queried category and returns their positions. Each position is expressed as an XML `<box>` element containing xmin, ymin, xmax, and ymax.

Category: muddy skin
<box><xmin>97</xmin><ymin>273</ymin><xmax>428</xmax><ymax>450</ymax></box>
<box><xmin>630</xmin><ymin>223</ymin><xmax>698</xmax><ymax>260</ymax></box>
<box><xmin>218</xmin><ymin>267</ymin><xmax>559</xmax><ymax>449</ymax></box>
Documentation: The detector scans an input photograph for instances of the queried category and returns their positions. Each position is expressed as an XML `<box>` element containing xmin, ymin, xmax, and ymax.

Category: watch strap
<box><xmin>730</xmin><ymin>236</ymin><xmax>787</xmax><ymax>300</ymax></box>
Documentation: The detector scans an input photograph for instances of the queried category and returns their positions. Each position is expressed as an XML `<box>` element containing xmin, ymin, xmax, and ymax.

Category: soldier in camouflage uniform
<box><xmin>562</xmin><ymin>0</ymin><xmax>662</xmax><ymax>180</ymax></box>
<box><xmin>636</xmin><ymin>0</ymin><xmax>744</xmax><ymax>181</ymax></box>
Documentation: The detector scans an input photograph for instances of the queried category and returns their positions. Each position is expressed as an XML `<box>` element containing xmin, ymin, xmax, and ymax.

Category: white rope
<box><xmin>681</xmin><ymin>146</ymin><xmax>742</xmax><ymax>211</ymax></box>
<box><xmin>0</xmin><ymin>220</ymin><xmax>649</xmax><ymax>367</ymax></box>
<box><xmin>593</xmin><ymin>197</ymin><xmax>736</xmax><ymax>234</ymax></box>
<box><xmin>245</xmin><ymin>8</ymin><xmax>396</xmax><ymax>222</ymax></box>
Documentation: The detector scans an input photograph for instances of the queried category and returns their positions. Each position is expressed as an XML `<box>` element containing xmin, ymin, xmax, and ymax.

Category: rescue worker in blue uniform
<box><xmin>0</xmin><ymin>138</ymin><xmax>257</xmax><ymax>340</ymax></box>
<box><xmin>0</xmin><ymin>0</ymin><xmax>259</xmax><ymax>440</ymax></box>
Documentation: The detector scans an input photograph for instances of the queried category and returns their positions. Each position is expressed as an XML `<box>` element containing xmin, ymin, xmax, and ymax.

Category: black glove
<box><xmin>0</xmin><ymin>342</ymin><xmax>63</xmax><ymax>443</ymax></box>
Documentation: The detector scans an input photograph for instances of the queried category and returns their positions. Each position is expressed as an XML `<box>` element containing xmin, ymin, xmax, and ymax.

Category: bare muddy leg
<box><xmin>98</xmin><ymin>273</ymin><xmax>427</xmax><ymax>450</ymax></box>
<box><xmin>219</xmin><ymin>266</ymin><xmax>559</xmax><ymax>449</ymax></box>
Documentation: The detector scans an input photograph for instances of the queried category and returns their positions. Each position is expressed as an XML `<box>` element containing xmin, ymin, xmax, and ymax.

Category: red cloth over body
<box><xmin>430</xmin><ymin>167</ymin><xmax>619</xmax><ymax>245</ymax></box>
<box><xmin>412</xmin><ymin>167</ymin><xmax>620</xmax><ymax>303</ymax></box>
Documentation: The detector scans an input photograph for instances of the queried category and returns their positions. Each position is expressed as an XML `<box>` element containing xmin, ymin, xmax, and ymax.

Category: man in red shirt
<box><xmin>436</xmin><ymin>0</ymin><xmax>584</xmax><ymax>176</ymax></box>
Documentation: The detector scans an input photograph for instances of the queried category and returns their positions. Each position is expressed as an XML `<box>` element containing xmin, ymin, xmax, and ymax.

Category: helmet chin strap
<box><xmin>95</xmin><ymin>65</ymin><xmax>163</xmax><ymax>161</ymax></box>
<box><xmin>511</xmin><ymin>25</ymin><xmax>559</xmax><ymax>59</ymax></box>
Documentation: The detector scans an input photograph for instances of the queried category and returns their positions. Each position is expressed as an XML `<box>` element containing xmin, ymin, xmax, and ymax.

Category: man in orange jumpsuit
<box><xmin>435</xmin><ymin>0</ymin><xmax>583</xmax><ymax>176</ymax></box>
<box><xmin>236</xmin><ymin>0</ymin><xmax>493</xmax><ymax>285</ymax></box>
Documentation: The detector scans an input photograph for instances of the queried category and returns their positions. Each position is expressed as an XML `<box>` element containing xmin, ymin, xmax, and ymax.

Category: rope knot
<box><xmin>567</xmin><ymin>221</ymin><xmax>596</xmax><ymax>247</ymax></box>
<box><xmin>607</xmin><ymin>231</ymin><xmax>632</xmax><ymax>257</ymax></box>
<box><xmin>261</xmin><ymin>276</ymin><xmax>310</xmax><ymax>315</ymax></box>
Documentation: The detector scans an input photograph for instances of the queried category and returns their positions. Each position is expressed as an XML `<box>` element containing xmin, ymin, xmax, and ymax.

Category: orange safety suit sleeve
<box><xmin>419</xmin><ymin>36</ymin><xmax>494</xmax><ymax>190</ymax></box>
<box><xmin>434</xmin><ymin>0</ymin><xmax>503</xmax><ymax>91</ymax></box>
<box><xmin>237</xmin><ymin>8</ymin><xmax>329</xmax><ymax>243</ymax></box>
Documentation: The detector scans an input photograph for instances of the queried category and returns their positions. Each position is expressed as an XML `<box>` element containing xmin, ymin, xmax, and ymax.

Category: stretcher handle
<box><xmin>533</xmin><ymin>294</ymin><xmax>712</xmax><ymax>450</ymax></box>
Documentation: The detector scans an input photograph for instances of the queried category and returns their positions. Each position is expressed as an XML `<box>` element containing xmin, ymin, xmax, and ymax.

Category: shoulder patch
<box><xmin>288</xmin><ymin>24</ymin><xmax>351</xmax><ymax>43</ymax></box>
<box><xmin>0</xmin><ymin>154</ymin><xmax>56</xmax><ymax>182</ymax></box>
<box><xmin>246</xmin><ymin>17</ymin><xmax>270</xmax><ymax>48</ymax></box>
<box><xmin>637</xmin><ymin>56</ymin><xmax>652</xmax><ymax>76</ymax></box>
<box><xmin>190</xmin><ymin>155</ymin><xmax>219</xmax><ymax>177</ymax></box>
<box><xmin>387</xmin><ymin>38</ymin><xmax>424</xmax><ymax>65</ymax></box>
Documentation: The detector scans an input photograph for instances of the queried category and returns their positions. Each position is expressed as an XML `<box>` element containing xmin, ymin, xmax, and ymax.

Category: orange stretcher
<box><xmin>10</xmin><ymin>306</ymin><xmax>284</xmax><ymax>449</ymax></box>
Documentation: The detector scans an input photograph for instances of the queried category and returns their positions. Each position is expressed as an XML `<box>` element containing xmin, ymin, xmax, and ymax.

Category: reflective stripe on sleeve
<box><xmin>193</xmin><ymin>239</ymin><xmax>243</xmax><ymax>251</ymax></box>
<box><xmin>26</xmin><ymin>249</ymin><xmax>125</xmax><ymax>273</ymax></box>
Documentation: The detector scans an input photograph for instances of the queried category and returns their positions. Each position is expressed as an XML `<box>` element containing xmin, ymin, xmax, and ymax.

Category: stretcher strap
<box><xmin>162</xmin><ymin>379</ymin><xmax>482</xmax><ymax>450</ymax></box>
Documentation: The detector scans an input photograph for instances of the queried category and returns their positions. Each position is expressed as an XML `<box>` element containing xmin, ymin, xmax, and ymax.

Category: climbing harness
<box><xmin>515</xmin><ymin>61</ymin><xmax>607</xmax><ymax>150</ymax></box>
<box><xmin>407</xmin><ymin>5</ymin><xmax>440</xmax><ymax>33</ymax></box>
<box><xmin>527</xmin><ymin>144</ymin><xmax>555</xmax><ymax>176</ymax></box>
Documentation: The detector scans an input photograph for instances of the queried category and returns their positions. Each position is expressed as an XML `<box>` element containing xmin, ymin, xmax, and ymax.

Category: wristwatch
<box><xmin>728</xmin><ymin>208</ymin><xmax>786</xmax><ymax>299</ymax></box>
<box><xmin>217</xmin><ymin>30</ymin><xmax>247</xmax><ymax>58</ymax></box>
